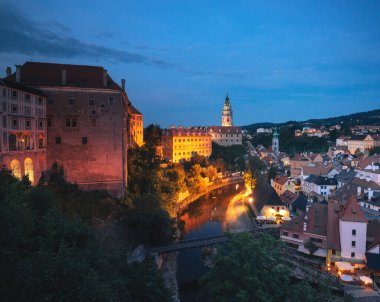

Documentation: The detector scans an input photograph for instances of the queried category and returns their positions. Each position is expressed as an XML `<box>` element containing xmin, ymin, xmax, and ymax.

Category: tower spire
<box><xmin>225</xmin><ymin>92</ymin><xmax>229</xmax><ymax>102</ymax></box>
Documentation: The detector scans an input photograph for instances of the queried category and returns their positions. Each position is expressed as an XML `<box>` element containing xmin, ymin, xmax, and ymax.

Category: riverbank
<box><xmin>160</xmin><ymin>180</ymin><xmax>244</xmax><ymax>302</ymax></box>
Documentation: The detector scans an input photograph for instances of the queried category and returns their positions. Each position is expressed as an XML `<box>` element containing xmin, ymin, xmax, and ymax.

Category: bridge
<box><xmin>147</xmin><ymin>228</ymin><xmax>277</xmax><ymax>254</ymax></box>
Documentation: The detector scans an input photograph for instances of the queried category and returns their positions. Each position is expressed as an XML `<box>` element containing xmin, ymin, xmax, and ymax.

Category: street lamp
<box><xmin>248</xmin><ymin>197</ymin><xmax>253</xmax><ymax>203</ymax></box>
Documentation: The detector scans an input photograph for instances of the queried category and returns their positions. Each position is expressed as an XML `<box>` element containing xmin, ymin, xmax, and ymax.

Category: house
<box><xmin>326</xmin><ymin>197</ymin><xmax>368</xmax><ymax>268</ymax></box>
<box><xmin>0</xmin><ymin>78</ymin><xmax>47</xmax><ymax>184</ymax></box>
<box><xmin>366</xmin><ymin>221</ymin><xmax>380</xmax><ymax>272</ymax></box>
<box><xmin>281</xmin><ymin>201</ymin><xmax>328</xmax><ymax>257</ymax></box>
<box><xmin>161</xmin><ymin>126</ymin><xmax>212</xmax><ymax>163</ymax></box>
<box><xmin>347</xmin><ymin>134</ymin><xmax>380</xmax><ymax>154</ymax></box>
<box><xmin>300</xmin><ymin>163</ymin><xmax>339</xmax><ymax>181</ymax></box>
<box><xmin>6</xmin><ymin>62</ymin><xmax>136</xmax><ymax>196</ymax></box>
<box><xmin>207</xmin><ymin>126</ymin><xmax>242</xmax><ymax>146</ymax></box>
<box><xmin>282</xmin><ymin>196</ymin><xmax>372</xmax><ymax>268</ymax></box>
<box><xmin>336</xmin><ymin>136</ymin><xmax>350</xmax><ymax>147</ymax></box>
<box><xmin>250</xmin><ymin>180</ymin><xmax>290</xmax><ymax>220</ymax></box>
<box><xmin>290</xmin><ymin>153</ymin><xmax>311</xmax><ymax>178</ymax></box>
<box><xmin>280</xmin><ymin>190</ymin><xmax>308</xmax><ymax>213</ymax></box>
<box><xmin>354</xmin><ymin>155</ymin><xmax>380</xmax><ymax>184</ymax></box>
<box><xmin>302</xmin><ymin>175</ymin><xmax>338</xmax><ymax>198</ymax></box>
<box><xmin>128</xmin><ymin>104</ymin><xmax>143</xmax><ymax>147</ymax></box>
<box><xmin>272</xmin><ymin>175</ymin><xmax>296</xmax><ymax>195</ymax></box>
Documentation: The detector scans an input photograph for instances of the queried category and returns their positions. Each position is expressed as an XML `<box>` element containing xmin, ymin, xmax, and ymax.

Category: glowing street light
<box><xmin>248</xmin><ymin>197</ymin><xmax>253</xmax><ymax>203</ymax></box>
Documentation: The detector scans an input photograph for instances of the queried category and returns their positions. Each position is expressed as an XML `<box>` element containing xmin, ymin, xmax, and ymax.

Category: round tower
<box><xmin>222</xmin><ymin>93</ymin><xmax>233</xmax><ymax>127</ymax></box>
<box><xmin>272</xmin><ymin>127</ymin><xmax>279</xmax><ymax>153</ymax></box>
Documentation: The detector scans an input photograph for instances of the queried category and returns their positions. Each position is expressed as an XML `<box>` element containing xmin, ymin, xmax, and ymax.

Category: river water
<box><xmin>177</xmin><ymin>183</ymin><xmax>243</xmax><ymax>301</ymax></box>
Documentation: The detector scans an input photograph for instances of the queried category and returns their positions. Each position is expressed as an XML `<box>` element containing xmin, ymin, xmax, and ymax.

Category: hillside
<box><xmin>242</xmin><ymin>109</ymin><xmax>380</xmax><ymax>132</ymax></box>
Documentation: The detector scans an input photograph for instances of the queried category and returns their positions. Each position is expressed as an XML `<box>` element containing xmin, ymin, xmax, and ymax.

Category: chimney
<box><xmin>15</xmin><ymin>65</ymin><xmax>21</xmax><ymax>82</ymax></box>
<box><xmin>103</xmin><ymin>70</ymin><xmax>107</xmax><ymax>87</ymax></box>
<box><xmin>6</xmin><ymin>67</ymin><xmax>11</xmax><ymax>77</ymax></box>
<box><xmin>61</xmin><ymin>69</ymin><xmax>66</xmax><ymax>85</ymax></box>
<box><xmin>121</xmin><ymin>79</ymin><xmax>125</xmax><ymax>91</ymax></box>
<box><xmin>357</xmin><ymin>186</ymin><xmax>361</xmax><ymax>197</ymax></box>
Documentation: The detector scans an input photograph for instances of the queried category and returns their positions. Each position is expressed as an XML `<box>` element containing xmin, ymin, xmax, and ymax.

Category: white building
<box><xmin>338</xmin><ymin>197</ymin><xmax>367</xmax><ymax>264</ymax></box>
<box><xmin>302</xmin><ymin>175</ymin><xmax>338</xmax><ymax>198</ymax></box>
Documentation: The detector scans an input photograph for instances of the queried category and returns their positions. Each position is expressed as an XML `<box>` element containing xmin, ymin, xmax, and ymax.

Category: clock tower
<box><xmin>222</xmin><ymin>93</ymin><xmax>233</xmax><ymax>127</ymax></box>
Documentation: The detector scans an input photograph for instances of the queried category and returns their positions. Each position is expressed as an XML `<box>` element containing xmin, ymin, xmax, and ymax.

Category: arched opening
<box><xmin>10</xmin><ymin>159</ymin><xmax>22</xmax><ymax>179</ymax></box>
<box><xmin>8</xmin><ymin>134</ymin><xmax>17</xmax><ymax>151</ymax></box>
<box><xmin>24</xmin><ymin>157</ymin><xmax>34</xmax><ymax>184</ymax></box>
<box><xmin>20</xmin><ymin>134</ymin><xmax>33</xmax><ymax>150</ymax></box>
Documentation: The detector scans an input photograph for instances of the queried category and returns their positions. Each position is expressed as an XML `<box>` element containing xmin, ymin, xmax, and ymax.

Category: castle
<box><xmin>1</xmin><ymin>62</ymin><xmax>143</xmax><ymax>196</ymax></box>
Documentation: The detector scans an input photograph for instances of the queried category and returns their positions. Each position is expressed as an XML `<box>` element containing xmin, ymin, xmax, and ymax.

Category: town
<box><xmin>2</xmin><ymin>1</ymin><xmax>380</xmax><ymax>302</ymax></box>
<box><xmin>1</xmin><ymin>61</ymin><xmax>380</xmax><ymax>301</ymax></box>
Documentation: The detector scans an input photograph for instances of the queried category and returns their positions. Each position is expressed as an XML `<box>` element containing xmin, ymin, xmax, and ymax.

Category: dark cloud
<box><xmin>0</xmin><ymin>3</ymin><xmax>170</xmax><ymax>68</ymax></box>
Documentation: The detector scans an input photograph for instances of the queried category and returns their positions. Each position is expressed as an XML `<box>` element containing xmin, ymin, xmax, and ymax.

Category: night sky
<box><xmin>1</xmin><ymin>0</ymin><xmax>380</xmax><ymax>127</ymax></box>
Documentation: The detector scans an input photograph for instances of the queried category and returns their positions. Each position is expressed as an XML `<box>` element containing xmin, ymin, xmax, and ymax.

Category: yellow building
<box><xmin>347</xmin><ymin>134</ymin><xmax>380</xmax><ymax>154</ymax></box>
<box><xmin>162</xmin><ymin>125</ymin><xmax>212</xmax><ymax>163</ymax></box>
<box><xmin>128</xmin><ymin>104</ymin><xmax>143</xmax><ymax>147</ymax></box>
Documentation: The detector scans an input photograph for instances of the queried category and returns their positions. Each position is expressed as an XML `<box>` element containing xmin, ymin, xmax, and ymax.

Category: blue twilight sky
<box><xmin>0</xmin><ymin>0</ymin><xmax>380</xmax><ymax>127</ymax></box>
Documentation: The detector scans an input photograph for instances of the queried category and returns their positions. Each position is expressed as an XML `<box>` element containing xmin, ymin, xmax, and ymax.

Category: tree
<box><xmin>304</xmin><ymin>239</ymin><xmax>318</xmax><ymax>256</ymax></box>
<box><xmin>144</xmin><ymin>124</ymin><xmax>162</xmax><ymax>147</ymax></box>
<box><xmin>0</xmin><ymin>170</ymin><xmax>171</xmax><ymax>301</ymax></box>
<box><xmin>267</xmin><ymin>164</ymin><xmax>278</xmax><ymax>182</ymax></box>
<box><xmin>201</xmin><ymin>232</ymin><xmax>334</xmax><ymax>302</ymax></box>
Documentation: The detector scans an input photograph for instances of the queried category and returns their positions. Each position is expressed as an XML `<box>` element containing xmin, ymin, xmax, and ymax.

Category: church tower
<box><xmin>222</xmin><ymin>93</ymin><xmax>233</xmax><ymax>127</ymax></box>
<box><xmin>272</xmin><ymin>127</ymin><xmax>279</xmax><ymax>153</ymax></box>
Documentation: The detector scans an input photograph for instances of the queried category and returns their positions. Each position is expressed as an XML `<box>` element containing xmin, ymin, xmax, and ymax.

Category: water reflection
<box><xmin>177</xmin><ymin>183</ymin><xmax>243</xmax><ymax>301</ymax></box>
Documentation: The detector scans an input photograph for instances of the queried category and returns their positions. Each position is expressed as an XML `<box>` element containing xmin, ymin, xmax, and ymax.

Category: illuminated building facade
<box><xmin>6</xmin><ymin>62</ymin><xmax>135</xmax><ymax>196</ymax></box>
<box><xmin>272</xmin><ymin>127</ymin><xmax>279</xmax><ymax>153</ymax></box>
<box><xmin>0</xmin><ymin>77</ymin><xmax>47</xmax><ymax>185</ymax></box>
<box><xmin>347</xmin><ymin>134</ymin><xmax>380</xmax><ymax>154</ymax></box>
<box><xmin>128</xmin><ymin>104</ymin><xmax>143</xmax><ymax>147</ymax></box>
<box><xmin>162</xmin><ymin>125</ymin><xmax>212</xmax><ymax>163</ymax></box>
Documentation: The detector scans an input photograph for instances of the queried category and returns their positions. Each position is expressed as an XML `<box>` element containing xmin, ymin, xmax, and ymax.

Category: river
<box><xmin>177</xmin><ymin>183</ymin><xmax>244</xmax><ymax>301</ymax></box>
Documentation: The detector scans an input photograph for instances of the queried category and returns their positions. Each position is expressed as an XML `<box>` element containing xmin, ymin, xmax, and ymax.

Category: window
<box><xmin>11</xmin><ymin>104</ymin><xmax>18</xmax><ymax>113</ymax></box>
<box><xmin>352</xmin><ymin>229</ymin><xmax>356</xmax><ymax>236</ymax></box>
<box><xmin>332</xmin><ymin>249</ymin><xmax>336</xmax><ymax>256</ymax></box>
<box><xmin>25</xmin><ymin>94</ymin><xmax>30</xmax><ymax>102</ymax></box>
<box><xmin>352</xmin><ymin>241</ymin><xmax>356</xmax><ymax>247</ymax></box>
<box><xmin>91</xmin><ymin>118</ymin><xmax>97</xmax><ymax>127</ymax></box>
<box><xmin>24</xmin><ymin>106</ymin><xmax>31</xmax><ymax>115</ymax></box>
<box><xmin>25</xmin><ymin>120</ymin><xmax>31</xmax><ymax>130</ymax></box>
<box><xmin>47</xmin><ymin>95</ymin><xmax>53</xmax><ymax>105</ymax></box>
<box><xmin>38</xmin><ymin>121</ymin><xmax>43</xmax><ymax>129</ymax></box>
<box><xmin>82</xmin><ymin>137</ymin><xmax>88</xmax><ymax>144</ymax></box>
<box><xmin>2</xmin><ymin>101</ymin><xmax>6</xmax><ymax>112</ymax></box>
<box><xmin>12</xmin><ymin>90</ymin><xmax>17</xmax><ymax>98</ymax></box>
<box><xmin>108</xmin><ymin>96</ymin><xmax>113</xmax><ymax>105</ymax></box>
<box><xmin>282</xmin><ymin>231</ymin><xmax>289</xmax><ymax>237</ymax></box>
<box><xmin>12</xmin><ymin>119</ymin><xmax>18</xmax><ymax>129</ymax></box>
<box><xmin>66</xmin><ymin>118</ymin><xmax>77</xmax><ymax>127</ymax></box>
<box><xmin>38</xmin><ymin>97</ymin><xmax>43</xmax><ymax>105</ymax></box>
<box><xmin>3</xmin><ymin>116</ymin><xmax>7</xmax><ymax>128</ymax></box>
<box><xmin>351</xmin><ymin>252</ymin><xmax>355</xmax><ymax>258</ymax></box>
<box><xmin>88</xmin><ymin>96</ymin><xmax>95</xmax><ymax>105</ymax></box>
<box><xmin>37</xmin><ymin>109</ymin><xmax>43</xmax><ymax>117</ymax></box>
<box><xmin>55</xmin><ymin>137</ymin><xmax>61</xmax><ymax>144</ymax></box>
<box><xmin>2</xmin><ymin>88</ymin><xmax>6</xmax><ymax>97</ymax></box>
<box><xmin>68</xmin><ymin>96</ymin><xmax>75</xmax><ymax>104</ymax></box>
<box><xmin>293</xmin><ymin>234</ymin><xmax>299</xmax><ymax>239</ymax></box>
<box><xmin>100</xmin><ymin>103</ymin><xmax>105</xmax><ymax>108</ymax></box>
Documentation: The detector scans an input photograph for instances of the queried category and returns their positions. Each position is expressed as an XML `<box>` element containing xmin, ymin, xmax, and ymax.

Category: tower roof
<box><xmin>225</xmin><ymin>93</ymin><xmax>229</xmax><ymax>102</ymax></box>
<box><xmin>339</xmin><ymin>196</ymin><xmax>367</xmax><ymax>223</ymax></box>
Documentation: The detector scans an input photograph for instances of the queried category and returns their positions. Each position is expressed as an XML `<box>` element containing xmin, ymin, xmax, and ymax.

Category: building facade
<box><xmin>0</xmin><ymin>79</ymin><xmax>47</xmax><ymax>184</ymax></box>
<box><xmin>207</xmin><ymin>126</ymin><xmax>242</xmax><ymax>146</ymax></box>
<box><xmin>128</xmin><ymin>104</ymin><xmax>143</xmax><ymax>147</ymax></box>
<box><xmin>347</xmin><ymin>134</ymin><xmax>380</xmax><ymax>154</ymax></box>
<box><xmin>162</xmin><ymin>125</ymin><xmax>212</xmax><ymax>163</ymax></box>
<box><xmin>7</xmin><ymin>62</ymin><xmax>134</xmax><ymax>196</ymax></box>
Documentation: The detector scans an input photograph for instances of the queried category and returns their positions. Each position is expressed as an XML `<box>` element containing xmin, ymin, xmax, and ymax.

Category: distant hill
<box><xmin>242</xmin><ymin>109</ymin><xmax>380</xmax><ymax>132</ymax></box>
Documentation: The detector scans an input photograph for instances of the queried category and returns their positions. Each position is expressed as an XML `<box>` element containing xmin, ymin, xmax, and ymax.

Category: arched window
<box><xmin>10</xmin><ymin>159</ymin><xmax>22</xmax><ymax>179</ymax></box>
<box><xmin>8</xmin><ymin>134</ymin><xmax>17</xmax><ymax>151</ymax></box>
<box><xmin>24</xmin><ymin>157</ymin><xmax>34</xmax><ymax>184</ymax></box>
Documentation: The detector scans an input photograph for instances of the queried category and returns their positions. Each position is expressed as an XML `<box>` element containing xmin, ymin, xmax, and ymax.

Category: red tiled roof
<box><xmin>281</xmin><ymin>213</ymin><xmax>304</xmax><ymax>232</ymax></box>
<box><xmin>356</xmin><ymin>155</ymin><xmax>380</xmax><ymax>170</ymax></box>
<box><xmin>306</xmin><ymin>203</ymin><xmax>328</xmax><ymax>236</ymax></box>
<box><xmin>302</xmin><ymin>163</ymin><xmax>335</xmax><ymax>176</ymax></box>
<box><xmin>163</xmin><ymin>126</ymin><xmax>211</xmax><ymax>137</ymax></box>
<box><xmin>207</xmin><ymin>126</ymin><xmax>242</xmax><ymax>134</ymax></box>
<box><xmin>327</xmin><ymin>201</ymin><xmax>341</xmax><ymax>250</ymax></box>
<box><xmin>339</xmin><ymin>196</ymin><xmax>367</xmax><ymax>223</ymax></box>
<box><xmin>7</xmin><ymin>62</ymin><xmax>123</xmax><ymax>90</ymax></box>
<box><xmin>274</xmin><ymin>175</ymin><xmax>289</xmax><ymax>186</ymax></box>
<box><xmin>280</xmin><ymin>190</ymin><xmax>298</xmax><ymax>204</ymax></box>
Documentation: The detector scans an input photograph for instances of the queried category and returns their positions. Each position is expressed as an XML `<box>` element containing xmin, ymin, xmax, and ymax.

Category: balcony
<box><xmin>281</xmin><ymin>235</ymin><xmax>303</xmax><ymax>245</ymax></box>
